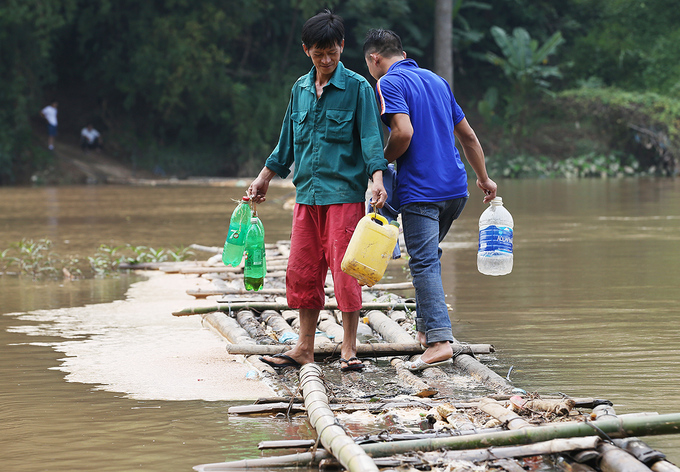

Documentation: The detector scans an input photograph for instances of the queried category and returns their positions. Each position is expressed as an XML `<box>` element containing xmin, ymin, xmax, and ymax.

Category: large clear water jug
<box><xmin>477</xmin><ymin>196</ymin><xmax>514</xmax><ymax>276</ymax></box>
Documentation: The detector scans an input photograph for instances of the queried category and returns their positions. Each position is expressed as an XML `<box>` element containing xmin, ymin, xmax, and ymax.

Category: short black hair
<box><xmin>363</xmin><ymin>29</ymin><xmax>403</xmax><ymax>58</ymax></box>
<box><xmin>301</xmin><ymin>10</ymin><xmax>344</xmax><ymax>49</ymax></box>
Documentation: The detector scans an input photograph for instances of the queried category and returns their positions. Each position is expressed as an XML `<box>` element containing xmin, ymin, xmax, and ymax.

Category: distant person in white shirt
<box><xmin>80</xmin><ymin>123</ymin><xmax>103</xmax><ymax>152</ymax></box>
<box><xmin>40</xmin><ymin>100</ymin><xmax>58</xmax><ymax>150</ymax></box>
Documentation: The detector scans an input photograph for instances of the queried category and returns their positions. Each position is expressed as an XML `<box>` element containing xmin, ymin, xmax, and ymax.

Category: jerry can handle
<box><xmin>370</xmin><ymin>212</ymin><xmax>388</xmax><ymax>227</ymax></box>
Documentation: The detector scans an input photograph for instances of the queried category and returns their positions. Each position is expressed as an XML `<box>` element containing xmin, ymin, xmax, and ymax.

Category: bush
<box><xmin>487</xmin><ymin>152</ymin><xmax>642</xmax><ymax>179</ymax></box>
<box><xmin>558</xmin><ymin>88</ymin><xmax>680</xmax><ymax>176</ymax></box>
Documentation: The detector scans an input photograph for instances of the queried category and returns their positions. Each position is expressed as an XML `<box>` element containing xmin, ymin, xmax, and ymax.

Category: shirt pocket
<box><xmin>292</xmin><ymin>110</ymin><xmax>310</xmax><ymax>144</ymax></box>
<box><xmin>325</xmin><ymin>110</ymin><xmax>354</xmax><ymax>143</ymax></box>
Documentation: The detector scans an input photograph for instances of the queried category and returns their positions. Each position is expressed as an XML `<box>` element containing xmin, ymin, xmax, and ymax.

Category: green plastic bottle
<box><xmin>222</xmin><ymin>196</ymin><xmax>251</xmax><ymax>266</ymax></box>
<box><xmin>244</xmin><ymin>216</ymin><xmax>266</xmax><ymax>291</ymax></box>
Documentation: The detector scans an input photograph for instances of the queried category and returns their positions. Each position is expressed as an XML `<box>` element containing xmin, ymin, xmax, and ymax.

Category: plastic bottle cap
<box><xmin>491</xmin><ymin>196</ymin><xmax>503</xmax><ymax>204</ymax></box>
<box><xmin>242</xmin><ymin>196</ymin><xmax>251</xmax><ymax>201</ymax></box>
<box><xmin>389</xmin><ymin>221</ymin><xmax>400</xmax><ymax>228</ymax></box>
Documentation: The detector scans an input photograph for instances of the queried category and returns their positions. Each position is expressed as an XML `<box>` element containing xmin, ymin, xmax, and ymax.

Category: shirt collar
<box><xmin>387</xmin><ymin>58</ymin><xmax>419</xmax><ymax>73</ymax></box>
<box><xmin>300</xmin><ymin>61</ymin><xmax>347</xmax><ymax>92</ymax></box>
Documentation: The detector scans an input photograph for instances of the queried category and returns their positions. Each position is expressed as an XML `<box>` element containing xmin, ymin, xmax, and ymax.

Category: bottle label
<box><xmin>228</xmin><ymin>228</ymin><xmax>241</xmax><ymax>241</ymax></box>
<box><xmin>246</xmin><ymin>248</ymin><xmax>263</xmax><ymax>267</ymax></box>
<box><xmin>478</xmin><ymin>225</ymin><xmax>513</xmax><ymax>253</ymax></box>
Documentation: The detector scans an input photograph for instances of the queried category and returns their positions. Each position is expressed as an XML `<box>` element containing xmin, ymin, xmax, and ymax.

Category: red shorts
<box><xmin>286</xmin><ymin>203</ymin><xmax>363</xmax><ymax>312</ymax></box>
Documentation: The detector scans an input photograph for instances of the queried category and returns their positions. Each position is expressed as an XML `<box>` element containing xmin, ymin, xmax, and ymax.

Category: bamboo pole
<box><xmin>224</xmin><ymin>342</ymin><xmax>494</xmax><ymax>359</ymax></box>
<box><xmin>364</xmin><ymin>309</ymin><xmax>510</xmax><ymax>392</ymax></box>
<box><xmin>613</xmin><ymin>437</ymin><xmax>667</xmax><ymax>466</ymax></box>
<box><xmin>229</xmin><ymin>401</ymin><xmax>438</xmax><ymax>416</ymax></box>
<box><xmin>652</xmin><ymin>462</ymin><xmax>680</xmax><ymax>472</ymax></box>
<box><xmin>389</xmin><ymin>310</ymin><xmax>408</xmax><ymax>324</ymax></box>
<box><xmin>390</xmin><ymin>358</ymin><xmax>438</xmax><ymax>397</ymax></box>
<box><xmin>598</xmin><ymin>442</ymin><xmax>653</xmax><ymax>472</ymax></box>
<box><xmin>260</xmin><ymin>310</ymin><xmax>297</xmax><ymax>342</ymax></box>
<box><xmin>511</xmin><ymin>397</ymin><xmax>576</xmax><ymax>416</ymax></box>
<box><xmin>119</xmin><ymin>261</ymin><xmax>198</xmax><ymax>270</ymax></box>
<box><xmin>228</xmin><ymin>402</ymin><xmax>305</xmax><ymax>415</ymax></box>
<box><xmin>201</xmin><ymin>270</ymin><xmax>287</xmax><ymax>281</ymax></box>
<box><xmin>323</xmin><ymin>282</ymin><xmax>414</xmax><ymax>294</ymax></box>
<box><xmin>437</xmin><ymin>404</ymin><xmax>478</xmax><ymax>431</ymax></box>
<box><xmin>180</xmin><ymin>266</ymin><xmax>242</xmax><ymax>274</ymax></box>
<box><xmin>258</xmin><ymin>439</ymin><xmax>316</xmax><ymax>450</ymax></box>
<box><xmin>479</xmin><ymin>397</ymin><xmax>534</xmax><ymax>429</ymax></box>
<box><xmin>173</xmin><ymin>301</ymin><xmax>417</xmax><ymax>316</ymax></box>
<box><xmin>245</xmin><ymin>355</ymin><xmax>276</xmax><ymax>375</ymax></box>
<box><xmin>257</xmin><ymin>427</ymin><xmax>507</xmax><ymax>450</ymax></box>
<box><xmin>189</xmin><ymin>244</ymin><xmax>222</xmax><ymax>254</ymax></box>
<box><xmin>451</xmin><ymin>346</ymin><xmax>514</xmax><ymax>393</ymax></box>
<box><xmin>235</xmin><ymin>310</ymin><xmax>276</xmax><ymax>344</ymax></box>
<box><xmin>366</xmin><ymin>310</ymin><xmax>416</xmax><ymax>344</ymax></box>
<box><xmin>419</xmin><ymin>436</ymin><xmax>601</xmax><ymax>464</ymax></box>
<box><xmin>201</xmin><ymin>313</ymin><xmax>255</xmax><ymax>345</ymax></box>
<box><xmin>299</xmin><ymin>364</ymin><xmax>378</xmax><ymax>472</ymax></box>
<box><xmin>187</xmin><ymin>287</ymin><xmax>287</xmax><ymax>298</ymax></box>
<box><xmin>317</xmin><ymin>316</ymin><xmax>346</xmax><ymax>344</ymax></box>
<box><xmin>192</xmin><ymin>413</ymin><xmax>680</xmax><ymax>470</ymax></box>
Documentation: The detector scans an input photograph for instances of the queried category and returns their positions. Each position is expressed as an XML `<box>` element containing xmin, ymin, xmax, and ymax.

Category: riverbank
<box><xmin>29</xmin><ymin>140</ymin><xmax>297</xmax><ymax>188</ymax></box>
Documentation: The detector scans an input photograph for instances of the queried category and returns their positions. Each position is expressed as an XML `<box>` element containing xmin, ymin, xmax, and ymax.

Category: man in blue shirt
<box><xmin>249</xmin><ymin>12</ymin><xmax>388</xmax><ymax>372</ymax></box>
<box><xmin>363</xmin><ymin>29</ymin><xmax>497</xmax><ymax>371</ymax></box>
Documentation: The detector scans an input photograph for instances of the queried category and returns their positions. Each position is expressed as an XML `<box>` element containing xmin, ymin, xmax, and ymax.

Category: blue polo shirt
<box><xmin>376</xmin><ymin>59</ymin><xmax>468</xmax><ymax>206</ymax></box>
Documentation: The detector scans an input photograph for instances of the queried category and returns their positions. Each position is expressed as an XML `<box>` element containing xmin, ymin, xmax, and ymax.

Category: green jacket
<box><xmin>265</xmin><ymin>62</ymin><xmax>387</xmax><ymax>205</ymax></box>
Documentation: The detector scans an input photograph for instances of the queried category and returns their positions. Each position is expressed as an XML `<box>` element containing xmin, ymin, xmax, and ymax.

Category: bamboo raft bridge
<box><xmin>130</xmin><ymin>243</ymin><xmax>680</xmax><ymax>472</ymax></box>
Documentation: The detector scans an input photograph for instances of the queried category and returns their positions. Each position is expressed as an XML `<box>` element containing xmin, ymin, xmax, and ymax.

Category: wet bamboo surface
<box><xmin>123</xmin><ymin>244</ymin><xmax>680</xmax><ymax>472</ymax></box>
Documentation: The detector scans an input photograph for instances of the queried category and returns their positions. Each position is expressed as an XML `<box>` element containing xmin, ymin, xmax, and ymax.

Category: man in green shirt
<box><xmin>249</xmin><ymin>10</ymin><xmax>388</xmax><ymax>372</ymax></box>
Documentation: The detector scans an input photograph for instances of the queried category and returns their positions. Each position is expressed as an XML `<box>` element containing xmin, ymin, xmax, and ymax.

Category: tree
<box><xmin>0</xmin><ymin>0</ymin><xmax>76</xmax><ymax>184</ymax></box>
<box><xmin>434</xmin><ymin>0</ymin><xmax>453</xmax><ymax>87</ymax></box>
<box><xmin>484</xmin><ymin>25</ymin><xmax>564</xmax><ymax>138</ymax></box>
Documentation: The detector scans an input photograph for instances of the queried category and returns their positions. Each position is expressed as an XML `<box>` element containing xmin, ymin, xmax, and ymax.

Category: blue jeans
<box><xmin>402</xmin><ymin>197</ymin><xmax>468</xmax><ymax>344</ymax></box>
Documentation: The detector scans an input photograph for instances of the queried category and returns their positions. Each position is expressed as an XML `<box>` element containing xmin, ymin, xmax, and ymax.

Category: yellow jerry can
<box><xmin>341</xmin><ymin>213</ymin><xmax>399</xmax><ymax>287</ymax></box>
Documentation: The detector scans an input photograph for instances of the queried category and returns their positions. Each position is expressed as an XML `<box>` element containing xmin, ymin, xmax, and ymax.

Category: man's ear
<box><xmin>369</xmin><ymin>53</ymin><xmax>379</xmax><ymax>65</ymax></box>
<box><xmin>303</xmin><ymin>43</ymin><xmax>310</xmax><ymax>57</ymax></box>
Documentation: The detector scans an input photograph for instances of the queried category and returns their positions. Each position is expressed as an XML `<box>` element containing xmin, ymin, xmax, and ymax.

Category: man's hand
<box><xmin>248</xmin><ymin>167</ymin><xmax>276</xmax><ymax>204</ymax></box>
<box><xmin>370</xmin><ymin>170</ymin><xmax>387</xmax><ymax>208</ymax></box>
<box><xmin>476</xmin><ymin>178</ymin><xmax>497</xmax><ymax>203</ymax></box>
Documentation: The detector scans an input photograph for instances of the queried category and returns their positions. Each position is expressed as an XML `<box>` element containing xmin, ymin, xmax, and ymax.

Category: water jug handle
<box><xmin>370</xmin><ymin>213</ymin><xmax>388</xmax><ymax>226</ymax></box>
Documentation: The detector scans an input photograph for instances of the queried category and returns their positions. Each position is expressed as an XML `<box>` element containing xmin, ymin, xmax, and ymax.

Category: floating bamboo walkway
<box><xmin>125</xmin><ymin>242</ymin><xmax>680</xmax><ymax>472</ymax></box>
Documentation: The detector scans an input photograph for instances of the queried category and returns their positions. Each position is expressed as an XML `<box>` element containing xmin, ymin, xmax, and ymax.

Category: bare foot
<box><xmin>259</xmin><ymin>348</ymin><xmax>312</xmax><ymax>367</ymax></box>
<box><xmin>419</xmin><ymin>341</ymin><xmax>453</xmax><ymax>364</ymax></box>
<box><xmin>340</xmin><ymin>357</ymin><xmax>364</xmax><ymax>372</ymax></box>
<box><xmin>416</xmin><ymin>331</ymin><xmax>429</xmax><ymax>348</ymax></box>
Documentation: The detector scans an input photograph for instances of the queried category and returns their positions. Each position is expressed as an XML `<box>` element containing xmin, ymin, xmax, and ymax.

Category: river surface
<box><xmin>1</xmin><ymin>179</ymin><xmax>679</xmax><ymax>471</ymax></box>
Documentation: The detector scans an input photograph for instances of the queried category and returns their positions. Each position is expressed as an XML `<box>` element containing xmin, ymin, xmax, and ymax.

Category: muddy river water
<box><xmin>1</xmin><ymin>179</ymin><xmax>679</xmax><ymax>471</ymax></box>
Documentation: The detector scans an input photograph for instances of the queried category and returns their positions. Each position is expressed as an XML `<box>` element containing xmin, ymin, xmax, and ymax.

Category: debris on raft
<box><xmin>126</xmin><ymin>242</ymin><xmax>680</xmax><ymax>472</ymax></box>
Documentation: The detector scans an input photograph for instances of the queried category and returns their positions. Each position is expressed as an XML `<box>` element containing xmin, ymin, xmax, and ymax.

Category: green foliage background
<box><xmin>1</xmin><ymin>0</ymin><xmax>678</xmax><ymax>184</ymax></box>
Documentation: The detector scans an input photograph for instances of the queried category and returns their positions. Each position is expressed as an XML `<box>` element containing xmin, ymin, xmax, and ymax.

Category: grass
<box><xmin>0</xmin><ymin>239</ymin><xmax>195</xmax><ymax>279</ymax></box>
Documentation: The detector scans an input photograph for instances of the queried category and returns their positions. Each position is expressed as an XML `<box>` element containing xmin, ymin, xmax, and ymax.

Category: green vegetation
<box><xmin>487</xmin><ymin>152</ymin><xmax>642</xmax><ymax>179</ymax></box>
<box><xmin>558</xmin><ymin>88</ymin><xmax>680</xmax><ymax>175</ymax></box>
<box><xmin>0</xmin><ymin>239</ymin><xmax>195</xmax><ymax>279</ymax></box>
<box><xmin>1</xmin><ymin>0</ymin><xmax>679</xmax><ymax>183</ymax></box>
<box><xmin>483</xmin><ymin>26</ymin><xmax>564</xmax><ymax>140</ymax></box>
